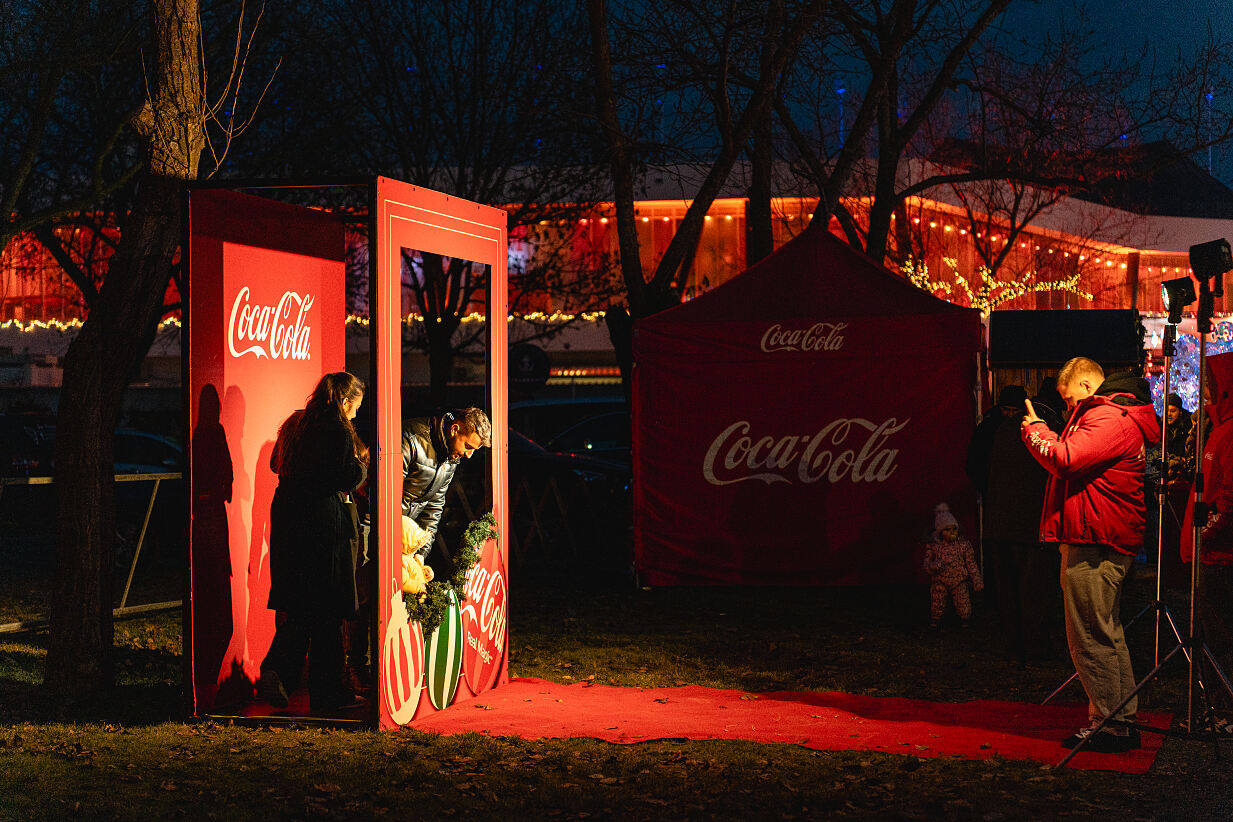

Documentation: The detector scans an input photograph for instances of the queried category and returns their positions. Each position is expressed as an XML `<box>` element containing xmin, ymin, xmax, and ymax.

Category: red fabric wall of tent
<box><xmin>633</xmin><ymin>227</ymin><xmax>983</xmax><ymax>586</ymax></box>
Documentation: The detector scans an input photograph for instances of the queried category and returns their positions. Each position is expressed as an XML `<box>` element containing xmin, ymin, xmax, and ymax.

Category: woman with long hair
<box><xmin>257</xmin><ymin>371</ymin><xmax>368</xmax><ymax>714</ymax></box>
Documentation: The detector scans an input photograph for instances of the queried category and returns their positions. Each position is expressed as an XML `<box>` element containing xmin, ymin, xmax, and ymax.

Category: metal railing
<box><xmin>0</xmin><ymin>471</ymin><xmax>183</xmax><ymax>634</ymax></box>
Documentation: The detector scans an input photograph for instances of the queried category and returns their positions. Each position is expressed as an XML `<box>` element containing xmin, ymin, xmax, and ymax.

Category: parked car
<box><xmin>508</xmin><ymin>396</ymin><xmax>625</xmax><ymax>446</ymax></box>
<box><xmin>0</xmin><ymin>421</ymin><xmax>186</xmax><ymax>564</ymax></box>
<box><xmin>0</xmin><ymin>412</ymin><xmax>55</xmax><ymax>476</ymax></box>
<box><xmin>506</xmin><ymin>427</ymin><xmax>631</xmax><ymax>581</ymax></box>
<box><xmin>544</xmin><ymin>411</ymin><xmax>631</xmax><ymax>471</ymax></box>
<box><xmin>113</xmin><ymin>428</ymin><xmax>184</xmax><ymax>474</ymax></box>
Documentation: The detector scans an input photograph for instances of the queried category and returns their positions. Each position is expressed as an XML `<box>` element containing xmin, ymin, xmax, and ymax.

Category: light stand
<box><xmin>1057</xmin><ymin>243</ymin><xmax>1233</xmax><ymax>767</ymax></box>
<box><xmin>1150</xmin><ymin>278</ymin><xmax>1196</xmax><ymax>663</ymax></box>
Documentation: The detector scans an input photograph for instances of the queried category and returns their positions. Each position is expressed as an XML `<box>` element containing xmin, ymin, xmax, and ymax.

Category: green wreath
<box><xmin>402</xmin><ymin>512</ymin><xmax>497</xmax><ymax>637</ymax></box>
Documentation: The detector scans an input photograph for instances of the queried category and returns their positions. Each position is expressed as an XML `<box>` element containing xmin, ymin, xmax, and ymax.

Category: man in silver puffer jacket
<box><xmin>402</xmin><ymin>407</ymin><xmax>491</xmax><ymax>564</ymax></box>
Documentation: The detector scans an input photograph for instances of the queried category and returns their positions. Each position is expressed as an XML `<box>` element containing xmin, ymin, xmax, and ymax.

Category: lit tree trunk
<box><xmin>44</xmin><ymin>0</ymin><xmax>203</xmax><ymax>703</ymax></box>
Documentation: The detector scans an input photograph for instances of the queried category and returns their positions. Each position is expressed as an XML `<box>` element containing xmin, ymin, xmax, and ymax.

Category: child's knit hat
<box><xmin>933</xmin><ymin>503</ymin><xmax>959</xmax><ymax>539</ymax></box>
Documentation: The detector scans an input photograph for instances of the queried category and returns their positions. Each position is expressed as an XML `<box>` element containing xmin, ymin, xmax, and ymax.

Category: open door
<box><xmin>371</xmin><ymin>178</ymin><xmax>509</xmax><ymax>728</ymax></box>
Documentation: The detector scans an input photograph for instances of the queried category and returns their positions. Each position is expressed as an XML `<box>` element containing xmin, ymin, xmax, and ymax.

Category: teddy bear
<box><xmin>400</xmin><ymin>515</ymin><xmax>435</xmax><ymax>595</ymax></box>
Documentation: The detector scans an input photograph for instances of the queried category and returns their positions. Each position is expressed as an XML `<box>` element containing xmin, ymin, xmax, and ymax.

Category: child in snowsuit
<box><xmin>924</xmin><ymin>503</ymin><xmax>983</xmax><ymax>629</ymax></box>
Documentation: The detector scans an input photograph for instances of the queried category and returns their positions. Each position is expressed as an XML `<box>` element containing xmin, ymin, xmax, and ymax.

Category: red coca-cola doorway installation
<box><xmin>185</xmin><ymin>179</ymin><xmax>508</xmax><ymax>728</ymax></box>
<box><xmin>633</xmin><ymin>227</ymin><xmax>982</xmax><ymax>587</ymax></box>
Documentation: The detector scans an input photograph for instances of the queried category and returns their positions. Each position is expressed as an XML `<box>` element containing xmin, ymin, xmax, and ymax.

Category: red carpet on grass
<box><xmin>412</xmin><ymin>677</ymin><xmax>1169</xmax><ymax>773</ymax></box>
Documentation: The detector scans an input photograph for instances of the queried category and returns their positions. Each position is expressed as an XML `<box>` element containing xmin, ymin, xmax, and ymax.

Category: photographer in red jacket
<box><xmin>1021</xmin><ymin>357</ymin><xmax>1161</xmax><ymax>752</ymax></box>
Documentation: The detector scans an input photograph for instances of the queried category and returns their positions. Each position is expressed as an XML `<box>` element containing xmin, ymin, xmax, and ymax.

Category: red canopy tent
<box><xmin>633</xmin><ymin>227</ymin><xmax>983</xmax><ymax>586</ymax></box>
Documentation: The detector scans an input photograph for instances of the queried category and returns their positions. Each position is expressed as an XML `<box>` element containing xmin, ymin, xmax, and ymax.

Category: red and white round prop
<box><xmin>460</xmin><ymin>535</ymin><xmax>507</xmax><ymax>694</ymax></box>
<box><xmin>381</xmin><ymin>583</ymin><xmax>425</xmax><ymax>725</ymax></box>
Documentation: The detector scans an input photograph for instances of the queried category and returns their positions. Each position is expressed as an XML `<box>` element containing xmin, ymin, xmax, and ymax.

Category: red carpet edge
<box><xmin>410</xmin><ymin>677</ymin><xmax>1170</xmax><ymax>774</ymax></box>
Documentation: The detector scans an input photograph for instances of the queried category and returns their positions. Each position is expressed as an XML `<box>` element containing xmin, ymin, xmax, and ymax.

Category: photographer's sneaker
<box><xmin>1061</xmin><ymin>724</ymin><xmax>1135</xmax><ymax>753</ymax></box>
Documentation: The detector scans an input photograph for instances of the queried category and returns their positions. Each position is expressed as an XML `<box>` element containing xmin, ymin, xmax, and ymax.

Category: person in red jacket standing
<box><xmin>1181</xmin><ymin>351</ymin><xmax>1233</xmax><ymax>726</ymax></box>
<box><xmin>1021</xmin><ymin>357</ymin><xmax>1161</xmax><ymax>752</ymax></box>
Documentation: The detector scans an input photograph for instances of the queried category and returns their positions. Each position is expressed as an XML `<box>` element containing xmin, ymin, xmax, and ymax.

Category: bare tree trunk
<box><xmin>426</xmin><ymin>318</ymin><xmax>461</xmax><ymax>408</ymax></box>
<box><xmin>44</xmin><ymin>0</ymin><xmax>202</xmax><ymax>704</ymax></box>
<box><xmin>748</xmin><ymin>120</ymin><xmax>775</xmax><ymax>266</ymax></box>
<box><xmin>747</xmin><ymin>0</ymin><xmax>783</xmax><ymax>267</ymax></box>
<box><xmin>588</xmin><ymin>0</ymin><xmax>821</xmax><ymax>407</ymax></box>
<box><xmin>864</xmin><ymin>98</ymin><xmax>902</xmax><ymax>262</ymax></box>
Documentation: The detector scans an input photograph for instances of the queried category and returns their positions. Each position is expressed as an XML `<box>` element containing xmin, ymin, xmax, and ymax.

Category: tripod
<box><xmin>1057</xmin><ymin>286</ymin><xmax>1233</xmax><ymax>767</ymax></box>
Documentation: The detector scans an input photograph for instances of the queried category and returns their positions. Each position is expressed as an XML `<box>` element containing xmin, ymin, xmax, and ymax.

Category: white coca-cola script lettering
<box><xmin>228</xmin><ymin>286</ymin><xmax>315</xmax><ymax>360</ymax></box>
<box><xmin>460</xmin><ymin>565</ymin><xmax>507</xmax><ymax>656</ymax></box>
<box><xmin>702</xmin><ymin>417</ymin><xmax>909</xmax><ymax>486</ymax></box>
<box><xmin>760</xmin><ymin>322</ymin><xmax>847</xmax><ymax>353</ymax></box>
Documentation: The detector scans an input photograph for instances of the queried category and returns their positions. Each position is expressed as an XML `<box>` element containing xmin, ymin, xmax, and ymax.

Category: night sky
<box><xmin>1003</xmin><ymin>0</ymin><xmax>1233</xmax><ymax>184</ymax></box>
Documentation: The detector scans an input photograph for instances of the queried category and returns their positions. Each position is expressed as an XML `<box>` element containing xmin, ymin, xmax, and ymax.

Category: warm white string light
<box><xmin>343</xmin><ymin>310</ymin><xmax>608</xmax><ymax>328</ymax></box>
<box><xmin>903</xmin><ymin>257</ymin><xmax>1093</xmax><ymax>317</ymax></box>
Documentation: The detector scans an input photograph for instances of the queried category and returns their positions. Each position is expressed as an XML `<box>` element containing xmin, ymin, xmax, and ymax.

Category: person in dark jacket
<box><xmin>980</xmin><ymin>385</ymin><xmax>1059</xmax><ymax>662</ymax></box>
<box><xmin>1164</xmin><ymin>392</ymin><xmax>1195</xmax><ymax>469</ymax></box>
<box><xmin>401</xmin><ymin>407</ymin><xmax>491</xmax><ymax>567</ymax></box>
<box><xmin>1021</xmin><ymin>357</ymin><xmax>1161</xmax><ymax>752</ymax></box>
<box><xmin>257</xmin><ymin>372</ymin><xmax>367</xmax><ymax>714</ymax></box>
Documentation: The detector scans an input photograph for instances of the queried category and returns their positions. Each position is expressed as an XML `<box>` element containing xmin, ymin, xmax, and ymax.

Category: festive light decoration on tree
<box><xmin>902</xmin><ymin>257</ymin><xmax>1093</xmax><ymax>316</ymax></box>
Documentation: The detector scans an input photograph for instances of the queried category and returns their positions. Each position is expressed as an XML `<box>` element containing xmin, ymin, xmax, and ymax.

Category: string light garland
<box><xmin>902</xmin><ymin>257</ymin><xmax>1093</xmax><ymax>317</ymax></box>
<box><xmin>344</xmin><ymin>310</ymin><xmax>608</xmax><ymax>327</ymax></box>
<box><xmin>0</xmin><ymin>312</ymin><xmax>605</xmax><ymax>335</ymax></box>
<box><xmin>0</xmin><ymin>317</ymin><xmax>182</xmax><ymax>333</ymax></box>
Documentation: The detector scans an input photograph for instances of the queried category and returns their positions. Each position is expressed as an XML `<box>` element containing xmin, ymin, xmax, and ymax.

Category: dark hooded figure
<box><xmin>980</xmin><ymin>384</ymin><xmax>1058</xmax><ymax>663</ymax></box>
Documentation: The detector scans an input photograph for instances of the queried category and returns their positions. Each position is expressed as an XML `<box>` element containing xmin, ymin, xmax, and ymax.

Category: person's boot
<box><xmin>257</xmin><ymin>669</ymin><xmax>289</xmax><ymax>709</ymax></box>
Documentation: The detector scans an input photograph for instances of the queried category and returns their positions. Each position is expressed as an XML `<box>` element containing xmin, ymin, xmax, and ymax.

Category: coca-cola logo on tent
<box><xmin>703</xmin><ymin>417</ymin><xmax>909</xmax><ymax>486</ymax></box>
<box><xmin>760</xmin><ymin>322</ymin><xmax>847</xmax><ymax>353</ymax></box>
<box><xmin>228</xmin><ymin>286</ymin><xmax>316</xmax><ymax>360</ymax></box>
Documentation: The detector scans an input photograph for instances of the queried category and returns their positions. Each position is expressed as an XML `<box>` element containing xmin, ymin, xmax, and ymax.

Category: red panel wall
<box><xmin>187</xmin><ymin>189</ymin><xmax>345</xmax><ymax>714</ymax></box>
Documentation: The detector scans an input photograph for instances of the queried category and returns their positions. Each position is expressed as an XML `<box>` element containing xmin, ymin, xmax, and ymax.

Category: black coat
<box><xmin>267</xmin><ymin>412</ymin><xmax>366</xmax><ymax>618</ymax></box>
<box><xmin>983</xmin><ymin>411</ymin><xmax>1049</xmax><ymax>543</ymax></box>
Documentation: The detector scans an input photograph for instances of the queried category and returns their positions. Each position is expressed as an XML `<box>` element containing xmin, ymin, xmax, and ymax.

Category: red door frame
<box><xmin>371</xmin><ymin>178</ymin><xmax>508</xmax><ymax>728</ymax></box>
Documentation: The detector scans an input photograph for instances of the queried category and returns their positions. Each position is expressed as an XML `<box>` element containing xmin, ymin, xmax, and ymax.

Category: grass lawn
<box><xmin>2</xmin><ymin>533</ymin><xmax>1232</xmax><ymax>820</ymax></box>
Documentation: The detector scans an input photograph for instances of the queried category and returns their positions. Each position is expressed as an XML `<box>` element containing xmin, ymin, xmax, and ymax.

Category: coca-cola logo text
<box><xmin>760</xmin><ymin>322</ymin><xmax>847</xmax><ymax>353</ymax></box>
<box><xmin>702</xmin><ymin>417</ymin><xmax>909</xmax><ymax>486</ymax></box>
<box><xmin>461</xmin><ymin>564</ymin><xmax>507</xmax><ymax>659</ymax></box>
<box><xmin>228</xmin><ymin>286</ymin><xmax>315</xmax><ymax>360</ymax></box>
